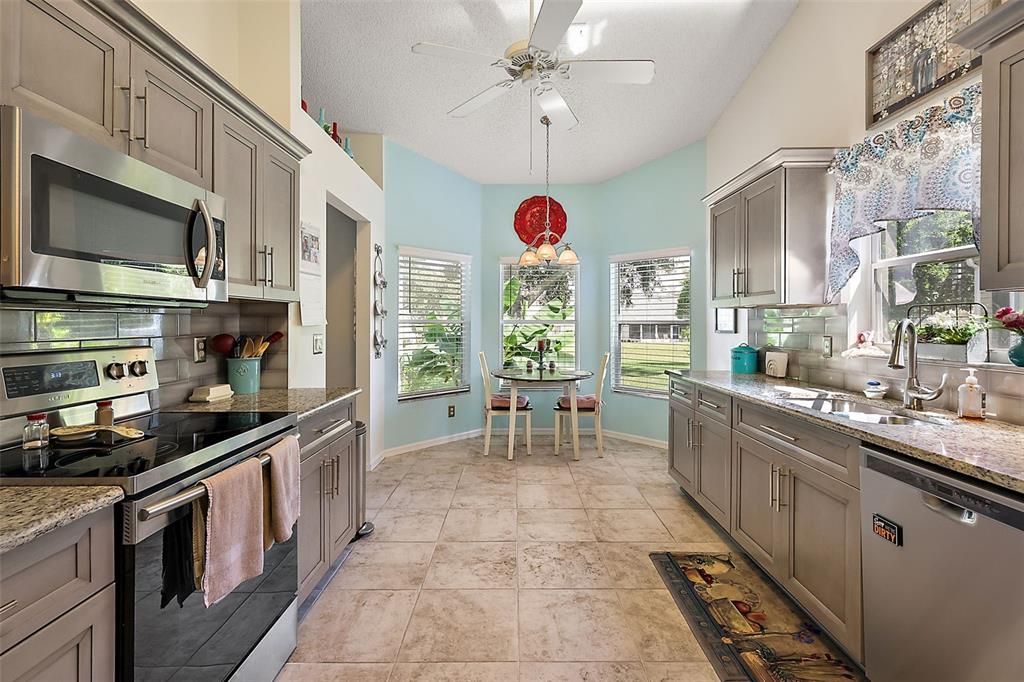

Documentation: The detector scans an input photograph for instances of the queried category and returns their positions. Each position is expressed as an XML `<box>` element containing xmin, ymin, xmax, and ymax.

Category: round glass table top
<box><xmin>490</xmin><ymin>367</ymin><xmax>593</xmax><ymax>382</ymax></box>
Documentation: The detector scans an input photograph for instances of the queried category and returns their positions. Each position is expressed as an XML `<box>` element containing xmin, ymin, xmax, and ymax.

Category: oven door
<box><xmin>1</xmin><ymin>106</ymin><xmax>227</xmax><ymax>304</ymax></box>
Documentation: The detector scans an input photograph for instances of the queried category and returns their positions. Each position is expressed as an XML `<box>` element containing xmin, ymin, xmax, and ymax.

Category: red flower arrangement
<box><xmin>988</xmin><ymin>306</ymin><xmax>1024</xmax><ymax>337</ymax></box>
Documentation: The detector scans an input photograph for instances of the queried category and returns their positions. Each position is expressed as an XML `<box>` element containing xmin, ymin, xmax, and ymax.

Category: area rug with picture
<box><xmin>651</xmin><ymin>551</ymin><xmax>866</xmax><ymax>682</ymax></box>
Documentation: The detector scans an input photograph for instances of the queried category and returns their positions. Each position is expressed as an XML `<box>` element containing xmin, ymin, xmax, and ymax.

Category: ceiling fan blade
<box><xmin>561</xmin><ymin>59</ymin><xmax>656</xmax><ymax>84</ymax></box>
<box><xmin>529</xmin><ymin>0</ymin><xmax>582</xmax><ymax>53</ymax></box>
<box><xmin>447</xmin><ymin>80</ymin><xmax>516</xmax><ymax>118</ymax></box>
<box><xmin>411</xmin><ymin>42</ymin><xmax>504</xmax><ymax>68</ymax></box>
<box><xmin>536</xmin><ymin>86</ymin><xmax>579</xmax><ymax>130</ymax></box>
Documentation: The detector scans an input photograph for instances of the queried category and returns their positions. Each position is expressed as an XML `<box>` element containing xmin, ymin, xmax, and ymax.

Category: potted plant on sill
<box><xmin>983</xmin><ymin>306</ymin><xmax>1024</xmax><ymax>367</ymax></box>
<box><xmin>914</xmin><ymin>311</ymin><xmax>987</xmax><ymax>363</ymax></box>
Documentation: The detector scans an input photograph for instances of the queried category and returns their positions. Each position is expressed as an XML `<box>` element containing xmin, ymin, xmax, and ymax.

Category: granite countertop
<box><xmin>0</xmin><ymin>486</ymin><xmax>123</xmax><ymax>554</ymax></box>
<box><xmin>166</xmin><ymin>387</ymin><xmax>361</xmax><ymax>421</ymax></box>
<box><xmin>668</xmin><ymin>370</ymin><xmax>1024</xmax><ymax>495</ymax></box>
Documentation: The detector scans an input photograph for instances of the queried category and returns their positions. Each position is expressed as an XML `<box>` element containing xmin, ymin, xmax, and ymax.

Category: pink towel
<box><xmin>265</xmin><ymin>434</ymin><xmax>301</xmax><ymax>547</ymax></box>
<box><xmin>199</xmin><ymin>457</ymin><xmax>265</xmax><ymax>606</ymax></box>
<box><xmin>491</xmin><ymin>395</ymin><xmax>530</xmax><ymax>409</ymax></box>
<box><xmin>557</xmin><ymin>394</ymin><xmax>599</xmax><ymax>409</ymax></box>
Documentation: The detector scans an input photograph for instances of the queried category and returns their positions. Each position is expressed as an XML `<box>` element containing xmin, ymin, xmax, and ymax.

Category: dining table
<box><xmin>489</xmin><ymin>366</ymin><xmax>595</xmax><ymax>461</ymax></box>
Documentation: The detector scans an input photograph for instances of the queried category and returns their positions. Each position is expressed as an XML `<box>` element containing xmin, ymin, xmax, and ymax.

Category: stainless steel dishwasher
<box><xmin>861</xmin><ymin>446</ymin><xmax>1024</xmax><ymax>682</ymax></box>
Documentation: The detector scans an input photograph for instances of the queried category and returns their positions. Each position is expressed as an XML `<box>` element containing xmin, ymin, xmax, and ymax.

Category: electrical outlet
<box><xmin>193</xmin><ymin>337</ymin><xmax>207</xmax><ymax>363</ymax></box>
<box><xmin>448</xmin><ymin>405</ymin><xmax>456</xmax><ymax>418</ymax></box>
<box><xmin>822</xmin><ymin>335</ymin><xmax>833</xmax><ymax>358</ymax></box>
<box><xmin>313</xmin><ymin>334</ymin><xmax>324</xmax><ymax>355</ymax></box>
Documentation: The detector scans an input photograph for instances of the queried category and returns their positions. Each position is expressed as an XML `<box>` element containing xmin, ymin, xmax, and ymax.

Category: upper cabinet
<box><xmin>704</xmin><ymin>149</ymin><xmax>835</xmax><ymax>308</ymax></box>
<box><xmin>953</xmin><ymin>5</ymin><xmax>1024</xmax><ymax>291</ymax></box>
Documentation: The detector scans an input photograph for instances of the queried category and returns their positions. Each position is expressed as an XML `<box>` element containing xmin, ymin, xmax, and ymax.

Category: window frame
<box><xmin>396</xmin><ymin>245</ymin><xmax>472</xmax><ymax>401</ymax></box>
<box><xmin>609</xmin><ymin>247</ymin><xmax>692</xmax><ymax>399</ymax></box>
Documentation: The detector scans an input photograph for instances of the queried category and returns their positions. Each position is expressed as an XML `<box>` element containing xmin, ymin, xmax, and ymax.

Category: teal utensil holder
<box><xmin>227</xmin><ymin>358</ymin><xmax>261</xmax><ymax>394</ymax></box>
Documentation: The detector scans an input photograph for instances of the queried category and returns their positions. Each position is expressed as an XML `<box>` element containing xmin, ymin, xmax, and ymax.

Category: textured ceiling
<box><xmin>301</xmin><ymin>0</ymin><xmax>797</xmax><ymax>184</ymax></box>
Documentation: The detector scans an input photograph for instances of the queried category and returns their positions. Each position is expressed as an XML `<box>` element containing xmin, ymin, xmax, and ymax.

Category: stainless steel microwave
<box><xmin>0</xmin><ymin>106</ymin><xmax>226</xmax><ymax>305</ymax></box>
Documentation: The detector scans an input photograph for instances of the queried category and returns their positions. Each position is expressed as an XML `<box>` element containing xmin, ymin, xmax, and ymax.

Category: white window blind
<box><xmin>610</xmin><ymin>251</ymin><xmax>691</xmax><ymax>396</ymax></box>
<box><xmin>398</xmin><ymin>248</ymin><xmax>471</xmax><ymax>399</ymax></box>
<box><xmin>500</xmin><ymin>262</ymin><xmax>578</xmax><ymax>375</ymax></box>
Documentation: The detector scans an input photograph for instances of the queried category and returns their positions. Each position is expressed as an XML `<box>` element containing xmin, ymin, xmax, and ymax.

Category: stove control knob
<box><xmin>129</xmin><ymin>360</ymin><xmax>149</xmax><ymax>378</ymax></box>
<box><xmin>106</xmin><ymin>362</ymin><xmax>127</xmax><ymax>380</ymax></box>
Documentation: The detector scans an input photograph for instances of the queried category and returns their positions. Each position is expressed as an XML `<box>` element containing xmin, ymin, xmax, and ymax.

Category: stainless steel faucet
<box><xmin>887</xmin><ymin>318</ymin><xmax>948</xmax><ymax>411</ymax></box>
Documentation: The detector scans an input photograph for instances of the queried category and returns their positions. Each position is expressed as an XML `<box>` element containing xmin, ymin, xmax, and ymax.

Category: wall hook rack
<box><xmin>373</xmin><ymin>243</ymin><xmax>387</xmax><ymax>358</ymax></box>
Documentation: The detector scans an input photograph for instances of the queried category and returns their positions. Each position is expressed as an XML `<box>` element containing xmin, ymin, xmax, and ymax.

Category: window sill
<box><xmin>398</xmin><ymin>386</ymin><xmax>471</xmax><ymax>403</ymax></box>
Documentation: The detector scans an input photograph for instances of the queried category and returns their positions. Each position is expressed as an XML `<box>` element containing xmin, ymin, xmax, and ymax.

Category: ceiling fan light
<box><xmin>557</xmin><ymin>244</ymin><xmax>579</xmax><ymax>265</ymax></box>
<box><xmin>518</xmin><ymin>247</ymin><xmax>540</xmax><ymax>266</ymax></box>
<box><xmin>536</xmin><ymin>240</ymin><xmax>557</xmax><ymax>263</ymax></box>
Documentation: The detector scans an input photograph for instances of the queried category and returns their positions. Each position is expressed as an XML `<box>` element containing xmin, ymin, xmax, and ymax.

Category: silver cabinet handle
<box><xmin>118</xmin><ymin>78</ymin><xmax>135</xmax><ymax>140</ymax></box>
<box><xmin>759</xmin><ymin>424</ymin><xmax>798</xmax><ymax>443</ymax></box>
<box><xmin>333</xmin><ymin>454</ymin><xmax>340</xmax><ymax>496</ymax></box>
<box><xmin>259</xmin><ymin>246</ymin><xmax>270</xmax><ymax>285</ymax></box>
<box><xmin>922</xmin><ymin>492</ymin><xmax>976</xmax><ymax>525</ymax></box>
<box><xmin>195</xmin><ymin>199</ymin><xmax>215</xmax><ymax>289</ymax></box>
<box><xmin>267</xmin><ymin>246</ymin><xmax>275</xmax><ymax>287</ymax></box>
<box><xmin>317</xmin><ymin>418</ymin><xmax>349</xmax><ymax>437</ymax></box>
<box><xmin>696</xmin><ymin>421</ymin><xmax>703</xmax><ymax>448</ymax></box>
<box><xmin>0</xmin><ymin>599</ymin><xmax>18</xmax><ymax>617</ymax></box>
<box><xmin>323</xmin><ymin>457</ymin><xmax>334</xmax><ymax>499</ymax></box>
<box><xmin>769</xmin><ymin>463</ymin><xmax>776</xmax><ymax>509</ymax></box>
<box><xmin>736</xmin><ymin>269</ymin><xmax>745</xmax><ymax>296</ymax></box>
<box><xmin>685</xmin><ymin>417</ymin><xmax>692</xmax><ymax>449</ymax></box>
<box><xmin>775</xmin><ymin>467</ymin><xmax>788</xmax><ymax>512</ymax></box>
<box><xmin>699</xmin><ymin>398</ymin><xmax>721</xmax><ymax>410</ymax></box>
<box><xmin>731</xmin><ymin>269</ymin><xmax>738</xmax><ymax>298</ymax></box>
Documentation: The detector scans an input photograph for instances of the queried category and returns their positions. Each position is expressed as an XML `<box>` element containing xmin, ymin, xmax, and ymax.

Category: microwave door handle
<box><xmin>194</xmin><ymin>199</ymin><xmax>216</xmax><ymax>289</ymax></box>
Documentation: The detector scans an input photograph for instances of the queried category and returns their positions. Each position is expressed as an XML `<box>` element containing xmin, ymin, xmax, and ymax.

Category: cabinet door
<box><xmin>667</xmin><ymin>402</ymin><xmax>695</xmax><ymax>494</ymax></box>
<box><xmin>709</xmin><ymin>193</ymin><xmax>741</xmax><ymax>306</ymax></box>
<box><xmin>738</xmin><ymin>168</ymin><xmax>784</xmax><ymax>306</ymax></box>
<box><xmin>778</xmin><ymin>453</ymin><xmax>862</xmax><ymax>661</ymax></box>
<box><xmin>0</xmin><ymin>0</ymin><xmax>129</xmax><ymax>152</ymax></box>
<box><xmin>328</xmin><ymin>433</ymin><xmax>357</xmax><ymax>558</ymax></box>
<box><xmin>213</xmin><ymin>105</ymin><xmax>265</xmax><ymax>299</ymax></box>
<box><xmin>731</xmin><ymin>433</ymin><xmax>787</xmax><ymax>577</ymax></box>
<box><xmin>980</xmin><ymin>29</ymin><xmax>1024</xmax><ymax>290</ymax></box>
<box><xmin>692</xmin><ymin>414</ymin><xmax>732</xmax><ymax>529</ymax></box>
<box><xmin>129</xmin><ymin>44</ymin><xmax>213</xmax><ymax>189</ymax></box>
<box><xmin>297</xmin><ymin>447</ymin><xmax>330</xmax><ymax>604</ymax></box>
<box><xmin>0</xmin><ymin>584</ymin><xmax>114</xmax><ymax>682</ymax></box>
<box><xmin>262</xmin><ymin>145</ymin><xmax>300</xmax><ymax>301</ymax></box>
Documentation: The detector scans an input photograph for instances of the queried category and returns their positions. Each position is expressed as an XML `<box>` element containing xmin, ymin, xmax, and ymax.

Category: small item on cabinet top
<box><xmin>841</xmin><ymin>330</ymin><xmax>888</xmax><ymax>359</ymax></box>
<box><xmin>189</xmin><ymin>384</ymin><xmax>235</xmax><ymax>403</ymax></box>
<box><xmin>863</xmin><ymin>380</ymin><xmax>888</xmax><ymax>399</ymax></box>
<box><xmin>731</xmin><ymin>343</ymin><xmax>759</xmax><ymax>374</ymax></box>
<box><xmin>95</xmin><ymin>400</ymin><xmax>114</xmax><ymax>426</ymax></box>
<box><xmin>764</xmin><ymin>351</ymin><xmax>789</xmax><ymax>378</ymax></box>
<box><xmin>956</xmin><ymin>368</ymin><xmax>985</xmax><ymax>420</ymax></box>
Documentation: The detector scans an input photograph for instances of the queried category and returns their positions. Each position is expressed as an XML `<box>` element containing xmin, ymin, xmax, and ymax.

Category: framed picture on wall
<box><xmin>300</xmin><ymin>222</ymin><xmax>322</xmax><ymax>275</ymax></box>
<box><xmin>715</xmin><ymin>308</ymin><xmax>737</xmax><ymax>334</ymax></box>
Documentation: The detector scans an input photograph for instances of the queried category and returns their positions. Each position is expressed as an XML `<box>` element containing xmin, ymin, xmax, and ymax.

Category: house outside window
<box><xmin>610</xmin><ymin>250</ymin><xmax>691</xmax><ymax>397</ymax></box>
<box><xmin>397</xmin><ymin>247</ymin><xmax>471</xmax><ymax>399</ymax></box>
<box><xmin>500</xmin><ymin>261</ymin><xmax>578</xmax><ymax>377</ymax></box>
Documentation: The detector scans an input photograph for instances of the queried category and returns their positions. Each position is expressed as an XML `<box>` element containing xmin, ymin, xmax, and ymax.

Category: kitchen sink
<box><xmin>782</xmin><ymin>397</ymin><xmax>953</xmax><ymax>426</ymax></box>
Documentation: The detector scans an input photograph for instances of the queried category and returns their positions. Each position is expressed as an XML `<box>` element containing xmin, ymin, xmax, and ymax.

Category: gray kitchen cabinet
<box><xmin>731</xmin><ymin>432</ymin><xmax>787</xmax><ymax>576</ymax></box>
<box><xmin>692</xmin><ymin>413</ymin><xmax>732</xmax><ymax>529</ymax></box>
<box><xmin>297</xmin><ymin>444</ymin><xmax>331</xmax><ymax>604</ymax></box>
<box><xmin>668</xmin><ymin>401</ymin><xmax>696</xmax><ymax>494</ymax></box>
<box><xmin>128</xmin><ymin>43</ymin><xmax>214</xmax><ymax>190</ymax></box>
<box><xmin>0</xmin><ymin>0</ymin><xmax>129</xmax><ymax>152</ymax></box>
<box><xmin>261</xmin><ymin>145</ymin><xmax>300</xmax><ymax>302</ymax></box>
<box><xmin>328</xmin><ymin>432</ymin><xmax>358</xmax><ymax>557</ymax></box>
<box><xmin>0</xmin><ymin>584</ymin><xmax>114</xmax><ymax>682</ymax></box>
<box><xmin>737</xmin><ymin>168</ymin><xmax>784</xmax><ymax>306</ymax></box>
<box><xmin>709</xmin><ymin>193</ymin><xmax>741</xmax><ymax>306</ymax></box>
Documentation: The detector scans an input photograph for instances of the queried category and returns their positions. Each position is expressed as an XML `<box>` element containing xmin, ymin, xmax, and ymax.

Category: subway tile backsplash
<box><xmin>0</xmin><ymin>300</ymin><xmax>290</xmax><ymax>408</ymax></box>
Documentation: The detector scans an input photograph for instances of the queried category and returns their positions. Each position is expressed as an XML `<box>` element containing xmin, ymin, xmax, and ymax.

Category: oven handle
<box><xmin>194</xmin><ymin>199</ymin><xmax>216</xmax><ymax>290</ymax></box>
<box><xmin>138</xmin><ymin>433</ymin><xmax>299</xmax><ymax>521</ymax></box>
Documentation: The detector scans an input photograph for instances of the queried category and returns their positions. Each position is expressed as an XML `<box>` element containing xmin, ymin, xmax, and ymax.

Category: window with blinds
<box><xmin>397</xmin><ymin>248</ymin><xmax>471</xmax><ymax>399</ymax></box>
<box><xmin>500</xmin><ymin>262</ymin><xmax>578</xmax><ymax>374</ymax></box>
<box><xmin>610</xmin><ymin>251</ymin><xmax>691</xmax><ymax>396</ymax></box>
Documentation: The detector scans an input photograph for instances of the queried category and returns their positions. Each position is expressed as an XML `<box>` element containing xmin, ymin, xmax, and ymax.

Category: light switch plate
<box><xmin>193</xmin><ymin>337</ymin><xmax>207</xmax><ymax>363</ymax></box>
<box><xmin>313</xmin><ymin>334</ymin><xmax>324</xmax><ymax>355</ymax></box>
<box><xmin>822</xmin><ymin>335</ymin><xmax>833</xmax><ymax>358</ymax></box>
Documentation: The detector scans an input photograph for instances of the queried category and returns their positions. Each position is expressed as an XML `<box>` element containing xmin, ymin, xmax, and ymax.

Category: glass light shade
<box><xmin>536</xmin><ymin>240</ymin><xmax>557</xmax><ymax>263</ymax></box>
<box><xmin>518</xmin><ymin>247</ymin><xmax>540</xmax><ymax>266</ymax></box>
<box><xmin>557</xmin><ymin>244</ymin><xmax>579</xmax><ymax>265</ymax></box>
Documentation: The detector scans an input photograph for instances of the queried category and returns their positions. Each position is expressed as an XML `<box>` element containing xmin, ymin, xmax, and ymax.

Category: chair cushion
<box><xmin>491</xmin><ymin>395</ymin><xmax>530</xmax><ymax>409</ymax></box>
<box><xmin>556</xmin><ymin>394</ymin><xmax>599</xmax><ymax>410</ymax></box>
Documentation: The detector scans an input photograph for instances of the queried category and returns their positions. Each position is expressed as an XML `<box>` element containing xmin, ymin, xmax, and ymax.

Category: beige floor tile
<box><xmin>568</xmin><ymin>462</ymin><xmax>632</xmax><ymax>486</ymax></box>
<box><xmin>398</xmin><ymin>589</ymin><xmax>518</xmax><ymax>662</ymax></box>
<box><xmin>622</xmin><ymin>466</ymin><xmax>678</xmax><ymax>486</ymax></box>
<box><xmin>439</xmin><ymin>509</ymin><xmax>517</xmax><ymax>541</ymax></box>
<box><xmin>365</xmin><ymin>482</ymin><xmax>399</xmax><ymax>508</ymax></box>
<box><xmin>367</xmin><ymin>508</ymin><xmax>446</xmax><ymax>542</ymax></box>
<box><xmin>599</xmin><ymin>543</ymin><xmax>683</xmax><ymax>589</ymax></box>
<box><xmin>291</xmin><ymin>589</ymin><xmax>417</xmax><ymax>662</ymax></box>
<box><xmin>459</xmin><ymin>467</ymin><xmax>515</xmax><ymax>486</ymax></box>
<box><xmin>450</xmin><ymin>481</ymin><xmax>517</xmax><ymax>508</ymax></box>
<box><xmin>518</xmin><ymin>542</ymin><xmax>612</xmax><ymax>588</ymax></box>
<box><xmin>644</xmin><ymin>662</ymin><xmax>719</xmax><ymax>681</ymax></box>
<box><xmin>517</xmin><ymin>483</ymin><xmax>584</xmax><ymax>508</ymax></box>
<box><xmin>587</xmin><ymin>509</ymin><xmax>673</xmax><ymax>542</ymax></box>
<box><xmin>518</xmin><ymin>589</ymin><xmax>639</xmax><ymax>662</ymax></box>
<box><xmin>402</xmin><ymin>470</ymin><xmax>463</xmax><ymax>488</ymax></box>
<box><xmin>390</xmin><ymin>662</ymin><xmax>518</xmax><ymax>681</ymax></box>
<box><xmin>518</xmin><ymin>662</ymin><xmax>646</xmax><ymax>681</ymax></box>
<box><xmin>329</xmin><ymin>542</ymin><xmax>434</xmax><ymax>589</ymax></box>
<box><xmin>516</xmin><ymin>464</ymin><xmax>574</xmax><ymax>484</ymax></box>
<box><xmin>617</xmin><ymin>589</ymin><xmax>705</xmax><ymax>662</ymax></box>
<box><xmin>423</xmin><ymin>542</ymin><xmax>517</xmax><ymax>588</ymax></box>
<box><xmin>654</xmin><ymin>508</ymin><xmax>727</xmax><ymax>543</ymax></box>
<box><xmin>384</xmin><ymin>482</ymin><xmax>456</xmax><ymax>509</ymax></box>
<box><xmin>637</xmin><ymin>484</ymin><xmax>692</xmax><ymax>511</ymax></box>
<box><xmin>578</xmin><ymin>484</ymin><xmax>649</xmax><ymax>509</ymax></box>
<box><xmin>517</xmin><ymin>508</ymin><xmax>596</xmax><ymax>541</ymax></box>
<box><xmin>276</xmin><ymin>663</ymin><xmax>392</xmax><ymax>681</ymax></box>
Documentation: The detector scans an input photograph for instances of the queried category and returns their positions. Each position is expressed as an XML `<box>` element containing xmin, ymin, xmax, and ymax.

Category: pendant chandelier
<box><xmin>518</xmin><ymin>116</ymin><xmax>579</xmax><ymax>267</ymax></box>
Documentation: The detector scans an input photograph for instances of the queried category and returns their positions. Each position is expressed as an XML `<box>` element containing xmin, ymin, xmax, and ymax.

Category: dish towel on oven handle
<box><xmin>264</xmin><ymin>434</ymin><xmax>301</xmax><ymax>549</ymax></box>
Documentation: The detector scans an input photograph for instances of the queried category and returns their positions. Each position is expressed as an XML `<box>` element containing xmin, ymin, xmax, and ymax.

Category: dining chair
<box><xmin>479</xmin><ymin>352</ymin><xmax>532</xmax><ymax>457</ymax></box>
<box><xmin>554</xmin><ymin>352</ymin><xmax>610</xmax><ymax>457</ymax></box>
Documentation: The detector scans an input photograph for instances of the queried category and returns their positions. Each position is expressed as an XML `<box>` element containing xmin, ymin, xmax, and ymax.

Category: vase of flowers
<box><xmin>985</xmin><ymin>307</ymin><xmax>1024</xmax><ymax>367</ymax></box>
<box><xmin>914</xmin><ymin>312</ymin><xmax>986</xmax><ymax>363</ymax></box>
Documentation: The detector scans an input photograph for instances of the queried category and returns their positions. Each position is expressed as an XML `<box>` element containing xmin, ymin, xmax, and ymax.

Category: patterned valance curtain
<box><xmin>824</xmin><ymin>83</ymin><xmax>982</xmax><ymax>303</ymax></box>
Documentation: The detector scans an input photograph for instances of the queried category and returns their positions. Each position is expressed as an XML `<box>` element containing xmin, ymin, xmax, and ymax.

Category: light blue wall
<box><xmin>382</xmin><ymin>137</ymin><xmax>707</xmax><ymax>449</ymax></box>
<box><xmin>382</xmin><ymin>140</ymin><xmax>483</xmax><ymax>450</ymax></box>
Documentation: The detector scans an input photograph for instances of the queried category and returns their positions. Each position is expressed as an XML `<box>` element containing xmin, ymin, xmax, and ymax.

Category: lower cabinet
<box><xmin>692</xmin><ymin>414</ymin><xmax>732</xmax><ymax>529</ymax></box>
<box><xmin>732</xmin><ymin>433</ymin><xmax>787</xmax><ymax>576</ymax></box>
<box><xmin>668</xmin><ymin>400</ymin><xmax>695</xmax><ymax>493</ymax></box>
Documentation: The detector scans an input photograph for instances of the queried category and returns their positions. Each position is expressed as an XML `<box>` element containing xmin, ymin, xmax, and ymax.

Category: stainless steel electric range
<box><xmin>0</xmin><ymin>347</ymin><xmax>298</xmax><ymax>682</ymax></box>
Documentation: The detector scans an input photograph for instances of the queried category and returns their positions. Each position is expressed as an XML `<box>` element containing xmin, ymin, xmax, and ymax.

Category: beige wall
<box><xmin>705</xmin><ymin>0</ymin><xmax>927</xmax><ymax>192</ymax></box>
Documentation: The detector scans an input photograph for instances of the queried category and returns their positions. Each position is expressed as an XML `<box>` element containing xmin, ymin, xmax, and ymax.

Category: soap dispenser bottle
<box><xmin>957</xmin><ymin>368</ymin><xmax>985</xmax><ymax>419</ymax></box>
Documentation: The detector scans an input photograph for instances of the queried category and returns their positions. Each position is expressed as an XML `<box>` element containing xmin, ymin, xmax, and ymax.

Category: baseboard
<box><xmin>374</xmin><ymin>428</ymin><xmax>484</xmax><ymax>465</ymax></box>
<box><xmin>603</xmin><ymin>430</ymin><xmax>668</xmax><ymax>449</ymax></box>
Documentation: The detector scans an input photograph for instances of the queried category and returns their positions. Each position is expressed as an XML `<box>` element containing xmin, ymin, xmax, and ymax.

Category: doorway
<box><xmin>326</xmin><ymin>204</ymin><xmax>357</xmax><ymax>388</ymax></box>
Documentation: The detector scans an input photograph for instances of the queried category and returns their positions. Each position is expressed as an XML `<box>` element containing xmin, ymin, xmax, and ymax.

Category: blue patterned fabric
<box><xmin>825</xmin><ymin>84</ymin><xmax>982</xmax><ymax>303</ymax></box>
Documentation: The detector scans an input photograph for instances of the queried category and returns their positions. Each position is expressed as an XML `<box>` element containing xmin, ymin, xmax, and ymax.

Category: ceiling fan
<box><xmin>410</xmin><ymin>0</ymin><xmax>655</xmax><ymax>131</ymax></box>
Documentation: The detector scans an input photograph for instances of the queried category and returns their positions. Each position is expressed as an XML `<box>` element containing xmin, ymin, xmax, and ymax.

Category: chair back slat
<box><xmin>478</xmin><ymin>352</ymin><xmax>493</xmax><ymax>407</ymax></box>
<box><xmin>594</xmin><ymin>352</ymin><xmax>610</xmax><ymax>403</ymax></box>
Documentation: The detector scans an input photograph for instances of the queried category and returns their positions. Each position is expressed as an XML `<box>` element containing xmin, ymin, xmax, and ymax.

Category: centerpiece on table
<box><xmin>914</xmin><ymin>311</ymin><xmax>986</xmax><ymax>363</ymax></box>
<box><xmin>983</xmin><ymin>306</ymin><xmax>1024</xmax><ymax>367</ymax></box>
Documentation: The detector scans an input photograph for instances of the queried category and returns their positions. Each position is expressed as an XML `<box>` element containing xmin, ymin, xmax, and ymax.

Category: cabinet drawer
<box><xmin>734</xmin><ymin>401</ymin><xmax>859</xmax><ymax>487</ymax></box>
<box><xmin>695</xmin><ymin>387</ymin><xmax>731</xmax><ymax>425</ymax></box>
<box><xmin>669</xmin><ymin>377</ymin><xmax>694</xmax><ymax>409</ymax></box>
<box><xmin>0</xmin><ymin>507</ymin><xmax>114</xmax><ymax>651</ymax></box>
<box><xmin>298</xmin><ymin>400</ymin><xmax>355</xmax><ymax>459</ymax></box>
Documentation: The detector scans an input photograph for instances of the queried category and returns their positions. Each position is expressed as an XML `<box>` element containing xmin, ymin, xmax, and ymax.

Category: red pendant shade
<box><xmin>514</xmin><ymin>195</ymin><xmax>567</xmax><ymax>247</ymax></box>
